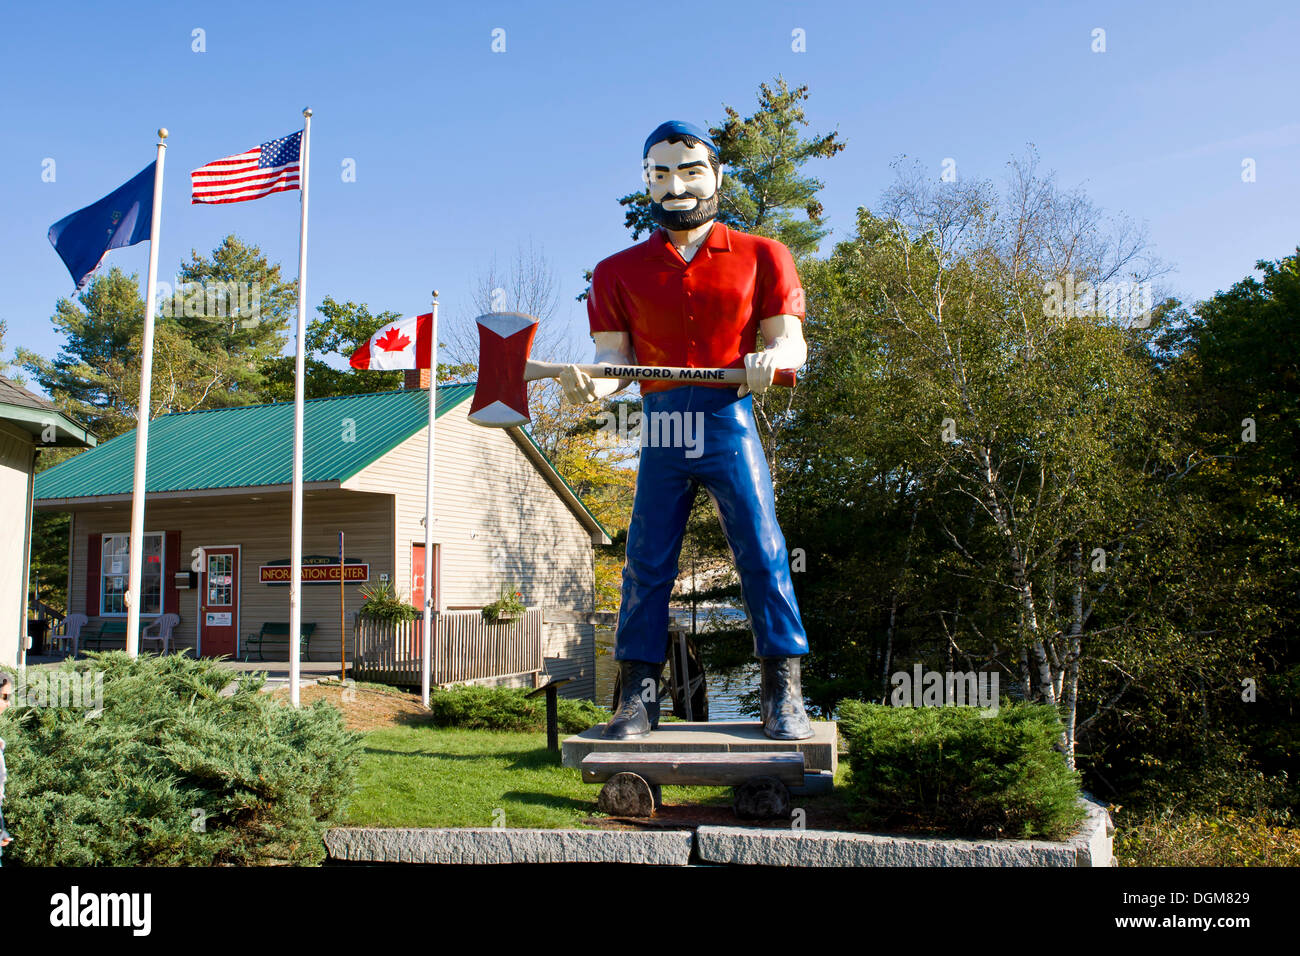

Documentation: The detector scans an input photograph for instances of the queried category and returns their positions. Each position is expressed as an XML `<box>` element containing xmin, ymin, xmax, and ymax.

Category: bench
<box><xmin>79</xmin><ymin>618</ymin><xmax>129</xmax><ymax>653</ymax></box>
<box><xmin>526</xmin><ymin>677</ymin><xmax>576</xmax><ymax>752</ymax></box>
<box><xmin>243</xmin><ymin>622</ymin><xmax>315</xmax><ymax>662</ymax></box>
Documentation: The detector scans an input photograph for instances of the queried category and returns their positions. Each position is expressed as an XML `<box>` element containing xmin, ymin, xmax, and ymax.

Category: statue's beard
<box><xmin>650</xmin><ymin>190</ymin><xmax>719</xmax><ymax>231</ymax></box>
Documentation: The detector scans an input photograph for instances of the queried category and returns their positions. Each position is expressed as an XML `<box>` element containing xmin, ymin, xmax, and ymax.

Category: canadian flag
<box><xmin>349</xmin><ymin>313</ymin><xmax>432</xmax><ymax>370</ymax></box>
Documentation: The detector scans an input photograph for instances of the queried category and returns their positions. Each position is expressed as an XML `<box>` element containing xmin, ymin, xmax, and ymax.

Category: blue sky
<box><xmin>2</xmin><ymin>0</ymin><xmax>1297</xmax><ymax>392</ymax></box>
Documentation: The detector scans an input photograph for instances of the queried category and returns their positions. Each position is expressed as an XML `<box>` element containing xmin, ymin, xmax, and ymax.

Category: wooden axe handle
<box><xmin>524</xmin><ymin>360</ymin><xmax>797</xmax><ymax>388</ymax></box>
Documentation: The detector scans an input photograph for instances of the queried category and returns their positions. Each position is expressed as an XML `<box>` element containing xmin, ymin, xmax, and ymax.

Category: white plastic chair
<box><xmin>50</xmin><ymin>613</ymin><xmax>87</xmax><ymax>657</ymax></box>
<box><xmin>141</xmin><ymin>613</ymin><xmax>181</xmax><ymax>654</ymax></box>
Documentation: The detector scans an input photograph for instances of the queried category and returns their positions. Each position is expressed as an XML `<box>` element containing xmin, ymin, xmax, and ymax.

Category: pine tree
<box><xmin>166</xmin><ymin>234</ymin><xmax>297</xmax><ymax>402</ymax></box>
<box><xmin>17</xmin><ymin>266</ymin><xmax>149</xmax><ymax>439</ymax></box>
<box><xmin>18</xmin><ymin>236</ymin><xmax>300</xmax><ymax>439</ymax></box>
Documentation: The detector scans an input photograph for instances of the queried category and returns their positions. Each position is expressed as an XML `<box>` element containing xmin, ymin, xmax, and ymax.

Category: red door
<box><xmin>200</xmin><ymin>547</ymin><xmax>240</xmax><ymax>658</ymax></box>
<box><xmin>412</xmin><ymin>544</ymin><xmax>439</xmax><ymax>656</ymax></box>
<box><xmin>411</xmin><ymin>543</ymin><xmax>439</xmax><ymax>613</ymax></box>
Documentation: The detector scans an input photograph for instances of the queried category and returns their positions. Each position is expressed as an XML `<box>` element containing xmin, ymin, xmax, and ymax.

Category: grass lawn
<box><xmin>276</xmin><ymin>681</ymin><xmax>853</xmax><ymax>830</ymax></box>
<box><xmin>344</xmin><ymin>724</ymin><xmax>733</xmax><ymax>829</ymax></box>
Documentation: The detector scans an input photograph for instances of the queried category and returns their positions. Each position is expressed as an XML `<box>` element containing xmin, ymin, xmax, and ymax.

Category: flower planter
<box><xmin>482</xmin><ymin>585</ymin><xmax>526</xmax><ymax>626</ymax></box>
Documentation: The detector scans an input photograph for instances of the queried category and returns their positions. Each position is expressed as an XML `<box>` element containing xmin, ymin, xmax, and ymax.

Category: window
<box><xmin>101</xmin><ymin>533</ymin><xmax>163</xmax><ymax>616</ymax></box>
<box><xmin>207</xmin><ymin>552</ymin><xmax>233</xmax><ymax>605</ymax></box>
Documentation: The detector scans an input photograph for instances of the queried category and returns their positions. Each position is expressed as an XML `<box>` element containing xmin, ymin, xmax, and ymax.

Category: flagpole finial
<box><xmin>303</xmin><ymin>107</ymin><xmax>313</xmax><ymax>118</ymax></box>
<box><xmin>432</xmin><ymin>290</ymin><xmax>439</xmax><ymax>300</ymax></box>
<box><xmin>158</xmin><ymin>128</ymin><xmax>168</xmax><ymax>141</ymax></box>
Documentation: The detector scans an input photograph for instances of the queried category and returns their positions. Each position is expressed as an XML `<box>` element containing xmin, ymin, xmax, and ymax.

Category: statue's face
<box><xmin>644</xmin><ymin>139</ymin><xmax>721</xmax><ymax>231</ymax></box>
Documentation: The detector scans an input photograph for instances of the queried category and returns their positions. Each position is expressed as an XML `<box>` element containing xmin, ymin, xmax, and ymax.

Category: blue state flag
<box><xmin>48</xmin><ymin>161</ymin><xmax>156</xmax><ymax>291</ymax></box>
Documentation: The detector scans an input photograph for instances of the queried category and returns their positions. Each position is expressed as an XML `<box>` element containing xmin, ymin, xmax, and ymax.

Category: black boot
<box><xmin>760</xmin><ymin>660</ymin><xmax>773</xmax><ymax>727</ymax></box>
<box><xmin>602</xmin><ymin>659</ymin><xmax>663</xmax><ymax>739</ymax></box>
<box><xmin>759</xmin><ymin>657</ymin><xmax>813</xmax><ymax>740</ymax></box>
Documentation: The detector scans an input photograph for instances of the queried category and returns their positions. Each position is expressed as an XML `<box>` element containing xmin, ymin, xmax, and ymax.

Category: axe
<box><xmin>467</xmin><ymin>311</ymin><xmax>798</xmax><ymax>428</ymax></box>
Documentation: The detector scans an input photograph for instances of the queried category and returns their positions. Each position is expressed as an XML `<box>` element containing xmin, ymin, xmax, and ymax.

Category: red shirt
<box><xmin>586</xmin><ymin>222</ymin><xmax>805</xmax><ymax>393</ymax></box>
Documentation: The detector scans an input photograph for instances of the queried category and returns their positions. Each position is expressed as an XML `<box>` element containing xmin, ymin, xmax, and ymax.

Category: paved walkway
<box><xmin>217</xmin><ymin>659</ymin><xmax>350</xmax><ymax>691</ymax></box>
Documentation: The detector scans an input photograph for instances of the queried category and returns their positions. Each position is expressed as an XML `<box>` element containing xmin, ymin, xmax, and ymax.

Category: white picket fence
<box><xmin>351</xmin><ymin>608</ymin><xmax>543</xmax><ymax>687</ymax></box>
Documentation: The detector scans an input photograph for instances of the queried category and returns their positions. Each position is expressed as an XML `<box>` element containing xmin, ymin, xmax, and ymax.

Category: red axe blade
<box><xmin>469</xmin><ymin>310</ymin><xmax>801</xmax><ymax>429</ymax></box>
<box><xmin>468</xmin><ymin>312</ymin><xmax>538</xmax><ymax>427</ymax></box>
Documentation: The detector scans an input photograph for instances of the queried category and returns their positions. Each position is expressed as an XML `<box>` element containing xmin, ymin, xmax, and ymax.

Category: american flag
<box><xmin>191</xmin><ymin>130</ymin><xmax>302</xmax><ymax>205</ymax></box>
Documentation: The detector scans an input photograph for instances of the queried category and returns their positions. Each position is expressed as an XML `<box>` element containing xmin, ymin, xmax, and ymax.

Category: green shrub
<box><xmin>837</xmin><ymin>699</ymin><xmax>1085</xmax><ymax>840</ymax></box>
<box><xmin>427</xmin><ymin>684</ymin><xmax>607</xmax><ymax>734</ymax></box>
<box><xmin>556</xmin><ymin>696</ymin><xmax>609</xmax><ymax>734</ymax></box>
<box><xmin>0</xmin><ymin>652</ymin><xmax>361</xmax><ymax>866</ymax></box>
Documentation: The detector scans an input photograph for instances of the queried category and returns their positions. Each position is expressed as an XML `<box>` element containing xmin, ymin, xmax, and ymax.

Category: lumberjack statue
<box><xmin>561</xmin><ymin>121</ymin><xmax>813</xmax><ymax>740</ymax></box>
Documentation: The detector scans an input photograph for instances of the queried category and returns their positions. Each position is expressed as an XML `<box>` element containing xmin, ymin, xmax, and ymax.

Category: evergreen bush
<box><xmin>837</xmin><ymin>699</ymin><xmax>1085</xmax><ymax>840</ymax></box>
<box><xmin>0</xmin><ymin>652</ymin><xmax>361</xmax><ymax>865</ymax></box>
<box><xmin>427</xmin><ymin>684</ymin><xmax>607</xmax><ymax>734</ymax></box>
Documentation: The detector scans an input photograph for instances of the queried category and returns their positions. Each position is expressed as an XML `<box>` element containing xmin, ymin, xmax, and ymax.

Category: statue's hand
<box><xmin>559</xmin><ymin>364</ymin><xmax>599</xmax><ymax>404</ymax></box>
<box><xmin>738</xmin><ymin>350</ymin><xmax>780</xmax><ymax>398</ymax></box>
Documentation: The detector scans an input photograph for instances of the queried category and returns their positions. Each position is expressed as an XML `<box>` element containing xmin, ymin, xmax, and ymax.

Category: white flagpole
<box><xmin>421</xmin><ymin>292</ymin><xmax>439</xmax><ymax>708</ymax></box>
<box><xmin>124</xmin><ymin>128</ymin><xmax>168</xmax><ymax>657</ymax></box>
<box><xmin>289</xmin><ymin>108</ymin><xmax>312</xmax><ymax>707</ymax></box>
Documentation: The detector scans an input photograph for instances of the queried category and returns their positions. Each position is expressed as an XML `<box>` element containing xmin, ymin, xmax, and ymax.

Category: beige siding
<box><xmin>347</xmin><ymin>401</ymin><xmax>597</xmax><ymax>698</ymax></box>
<box><xmin>67</xmin><ymin>490</ymin><xmax>393</xmax><ymax>661</ymax></box>
<box><xmin>53</xmin><ymin>395</ymin><xmax>599</xmax><ymax>698</ymax></box>
<box><xmin>0</xmin><ymin>424</ymin><xmax>34</xmax><ymax>669</ymax></box>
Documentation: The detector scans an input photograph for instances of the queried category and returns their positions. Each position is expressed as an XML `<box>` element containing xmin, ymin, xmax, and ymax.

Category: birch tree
<box><xmin>789</xmin><ymin>152</ymin><xmax>1211</xmax><ymax>762</ymax></box>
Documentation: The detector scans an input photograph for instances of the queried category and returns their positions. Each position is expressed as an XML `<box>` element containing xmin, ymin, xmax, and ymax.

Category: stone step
<box><xmin>581</xmin><ymin>750</ymin><xmax>806</xmax><ymax>786</ymax></box>
<box><xmin>562</xmin><ymin>720</ymin><xmax>838</xmax><ymax>775</ymax></box>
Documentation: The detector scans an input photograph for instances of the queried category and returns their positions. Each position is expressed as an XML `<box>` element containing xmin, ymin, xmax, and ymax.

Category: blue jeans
<box><xmin>615</xmin><ymin>386</ymin><xmax>808</xmax><ymax>662</ymax></box>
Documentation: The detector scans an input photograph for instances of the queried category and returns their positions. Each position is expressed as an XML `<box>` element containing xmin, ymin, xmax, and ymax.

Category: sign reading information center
<box><xmin>260</xmin><ymin>556</ymin><xmax>369</xmax><ymax>585</ymax></box>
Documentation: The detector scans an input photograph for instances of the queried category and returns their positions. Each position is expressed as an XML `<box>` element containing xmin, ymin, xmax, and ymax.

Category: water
<box><xmin>594</xmin><ymin>605</ymin><xmax>759</xmax><ymax>721</ymax></box>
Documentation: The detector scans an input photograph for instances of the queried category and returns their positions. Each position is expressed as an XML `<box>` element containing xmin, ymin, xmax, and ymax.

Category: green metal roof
<box><xmin>34</xmin><ymin>385</ymin><xmax>474</xmax><ymax>501</ymax></box>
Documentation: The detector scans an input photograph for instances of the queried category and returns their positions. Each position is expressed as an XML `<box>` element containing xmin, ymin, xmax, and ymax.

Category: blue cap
<box><xmin>643</xmin><ymin>120</ymin><xmax>718</xmax><ymax>159</ymax></box>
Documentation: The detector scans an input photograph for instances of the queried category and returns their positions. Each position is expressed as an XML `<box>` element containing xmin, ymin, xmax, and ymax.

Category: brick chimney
<box><xmin>404</xmin><ymin>368</ymin><xmax>431</xmax><ymax>390</ymax></box>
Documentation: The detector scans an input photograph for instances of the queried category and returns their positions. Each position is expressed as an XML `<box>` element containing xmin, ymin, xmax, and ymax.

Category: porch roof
<box><xmin>0</xmin><ymin>374</ymin><xmax>97</xmax><ymax>448</ymax></box>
